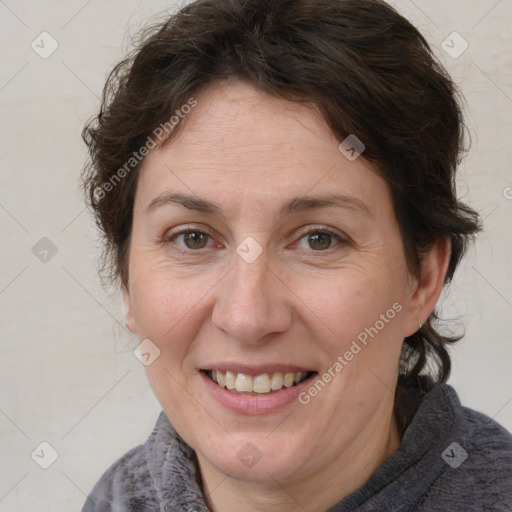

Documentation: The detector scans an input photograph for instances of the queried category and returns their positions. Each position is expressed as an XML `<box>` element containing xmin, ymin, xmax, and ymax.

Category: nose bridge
<box><xmin>232</xmin><ymin>256</ymin><xmax>267</xmax><ymax>306</ymax></box>
<box><xmin>212</xmin><ymin>251</ymin><xmax>291</xmax><ymax>343</ymax></box>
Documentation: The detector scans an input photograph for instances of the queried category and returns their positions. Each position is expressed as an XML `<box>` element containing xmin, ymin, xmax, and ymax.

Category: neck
<box><xmin>197</xmin><ymin>410</ymin><xmax>401</xmax><ymax>512</ymax></box>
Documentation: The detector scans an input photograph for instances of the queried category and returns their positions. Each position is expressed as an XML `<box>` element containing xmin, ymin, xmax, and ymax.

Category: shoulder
<box><xmin>81</xmin><ymin>443</ymin><xmax>160</xmax><ymax>512</ymax></box>
<box><xmin>81</xmin><ymin>411</ymin><xmax>205</xmax><ymax>512</ymax></box>
<box><xmin>461</xmin><ymin>405</ymin><xmax>512</xmax><ymax>448</ymax></box>
<box><xmin>419</xmin><ymin>387</ymin><xmax>512</xmax><ymax>511</ymax></box>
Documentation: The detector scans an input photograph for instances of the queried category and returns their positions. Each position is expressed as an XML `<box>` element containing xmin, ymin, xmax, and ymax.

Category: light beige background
<box><xmin>0</xmin><ymin>0</ymin><xmax>510</xmax><ymax>510</ymax></box>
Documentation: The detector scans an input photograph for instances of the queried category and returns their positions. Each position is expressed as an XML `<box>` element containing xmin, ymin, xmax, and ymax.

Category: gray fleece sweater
<box><xmin>82</xmin><ymin>382</ymin><xmax>512</xmax><ymax>511</ymax></box>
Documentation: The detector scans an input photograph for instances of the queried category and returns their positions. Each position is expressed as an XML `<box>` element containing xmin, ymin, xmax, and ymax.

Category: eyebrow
<box><xmin>145</xmin><ymin>192</ymin><xmax>372</xmax><ymax>220</ymax></box>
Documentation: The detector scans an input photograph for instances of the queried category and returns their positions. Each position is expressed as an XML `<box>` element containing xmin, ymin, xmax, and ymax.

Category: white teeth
<box><xmin>253</xmin><ymin>374</ymin><xmax>271</xmax><ymax>393</ymax></box>
<box><xmin>270</xmin><ymin>372</ymin><xmax>284</xmax><ymax>390</ymax></box>
<box><xmin>283</xmin><ymin>372</ymin><xmax>295</xmax><ymax>388</ymax></box>
<box><xmin>225</xmin><ymin>371</ymin><xmax>236</xmax><ymax>390</ymax></box>
<box><xmin>235</xmin><ymin>373</ymin><xmax>253</xmax><ymax>392</ymax></box>
<box><xmin>209</xmin><ymin>370</ymin><xmax>309</xmax><ymax>393</ymax></box>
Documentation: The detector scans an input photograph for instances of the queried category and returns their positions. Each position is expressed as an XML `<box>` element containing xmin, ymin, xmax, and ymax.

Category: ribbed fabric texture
<box><xmin>82</xmin><ymin>383</ymin><xmax>512</xmax><ymax>511</ymax></box>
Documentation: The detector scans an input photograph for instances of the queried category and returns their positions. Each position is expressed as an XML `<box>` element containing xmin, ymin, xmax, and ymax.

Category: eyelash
<box><xmin>163</xmin><ymin>225</ymin><xmax>347</xmax><ymax>254</ymax></box>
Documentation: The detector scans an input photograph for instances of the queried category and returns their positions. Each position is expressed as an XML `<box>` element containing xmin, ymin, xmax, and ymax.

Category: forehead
<box><xmin>159</xmin><ymin>81</ymin><xmax>339</xmax><ymax>170</ymax></box>
<box><xmin>136</xmin><ymin>80</ymin><xmax>387</xmax><ymax>215</ymax></box>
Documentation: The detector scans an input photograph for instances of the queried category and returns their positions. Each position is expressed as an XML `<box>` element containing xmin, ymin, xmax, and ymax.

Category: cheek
<box><xmin>295</xmin><ymin>268</ymin><xmax>403</xmax><ymax>345</ymax></box>
<box><xmin>295</xmin><ymin>268</ymin><xmax>407</xmax><ymax>402</ymax></box>
<box><xmin>128</xmin><ymin>261</ymin><xmax>211</xmax><ymax>359</ymax></box>
<box><xmin>128</xmin><ymin>263</ymin><xmax>212</xmax><ymax>429</ymax></box>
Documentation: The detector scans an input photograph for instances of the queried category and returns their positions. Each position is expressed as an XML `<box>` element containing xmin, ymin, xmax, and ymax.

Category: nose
<box><xmin>212</xmin><ymin>252</ymin><xmax>293</xmax><ymax>345</ymax></box>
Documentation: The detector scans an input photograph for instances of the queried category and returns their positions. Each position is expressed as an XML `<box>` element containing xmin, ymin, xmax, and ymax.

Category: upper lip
<box><xmin>201</xmin><ymin>364</ymin><xmax>316</xmax><ymax>376</ymax></box>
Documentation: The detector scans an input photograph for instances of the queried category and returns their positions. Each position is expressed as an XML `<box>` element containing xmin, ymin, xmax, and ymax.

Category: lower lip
<box><xmin>200</xmin><ymin>371</ymin><xmax>316</xmax><ymax>415</ymax></box>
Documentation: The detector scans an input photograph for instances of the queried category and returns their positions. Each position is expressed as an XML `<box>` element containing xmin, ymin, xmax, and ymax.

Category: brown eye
<box><xmin>307</xmin><ymin>232</ymin><xmax>334</xmax><ymax>250</ymax></box>
<box><xmin>182</xmin><ymin>231</ymin><xmax>209</xmax><ymax>249</ymax></box>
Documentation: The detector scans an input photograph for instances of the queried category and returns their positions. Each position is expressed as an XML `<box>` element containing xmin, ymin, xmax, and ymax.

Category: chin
<box><xmin>195</xmin><ymin>429</ymin><xmax>313</xmax><ymax>484</ymax></box>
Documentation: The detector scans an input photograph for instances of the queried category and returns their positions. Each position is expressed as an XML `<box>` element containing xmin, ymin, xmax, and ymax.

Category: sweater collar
<box><xmin>143</xmin><ymin>382</ymin><xmax>465</xmax><ymax>511</ymax></box>
<box><xmin>143</xmin><ymin>415</ymin><xmax>210</xmax><ymax>511</ymax></box>
<box><xmin>329</xmin><ymin>383</ymin><xmax>467</xmax><ymax>511</ymax></box>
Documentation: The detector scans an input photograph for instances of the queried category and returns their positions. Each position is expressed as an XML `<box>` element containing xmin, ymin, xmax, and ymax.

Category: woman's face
<box><xmin>124</xmin><ymin>81</ymin><xmax>426</xmax><ymax>485</ymax></box>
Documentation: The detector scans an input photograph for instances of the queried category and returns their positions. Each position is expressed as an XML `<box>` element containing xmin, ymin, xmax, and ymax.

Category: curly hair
<box><xmin>82</xmin><ymin>0</ymin><xmax>481</xmax><ymax>395</ymax></box>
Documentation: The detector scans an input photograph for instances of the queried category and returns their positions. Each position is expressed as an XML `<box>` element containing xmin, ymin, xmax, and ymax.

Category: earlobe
<box><xmin>403</xmin><ymin>238</ymin><xmax>451</xmax><ymax>337</ymax></box>
<box><xmin>122</xmin><ymin>285</ymin><xmax>138</xmax><ymax>334</ymax></box>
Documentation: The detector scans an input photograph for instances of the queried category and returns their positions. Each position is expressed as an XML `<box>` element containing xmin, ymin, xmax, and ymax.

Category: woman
<box><xmin>81</xmin><ymin>0</ymin><xmax>512</xmax><ymax>510</ymax></box>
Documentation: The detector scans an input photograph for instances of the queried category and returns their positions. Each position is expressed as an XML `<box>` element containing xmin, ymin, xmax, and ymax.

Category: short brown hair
<box><xmin>82</xmin><ymin>0</ymin><xmax>480</xmax><ymax>393</ymax></box>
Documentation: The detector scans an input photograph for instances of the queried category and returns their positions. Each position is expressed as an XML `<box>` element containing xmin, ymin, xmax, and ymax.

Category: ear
<box><xmin>122</xmin><ymin>284</ymin><xmax>138</xmax><ymax>334</ymax></box>
<box><xmin>403</xmin><ymin>238</ymin><xmax>451</xmax><ymax>337</ymax></box>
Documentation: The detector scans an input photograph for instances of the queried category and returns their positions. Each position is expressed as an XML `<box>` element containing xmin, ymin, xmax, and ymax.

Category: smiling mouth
<box><xmin>203</xmin><ymin>369</ymin><xmax>316</xmax><ymax>395</ymax></box>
